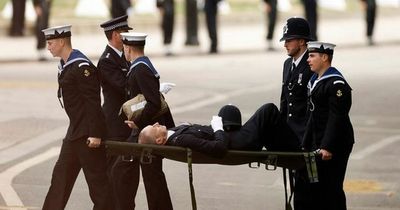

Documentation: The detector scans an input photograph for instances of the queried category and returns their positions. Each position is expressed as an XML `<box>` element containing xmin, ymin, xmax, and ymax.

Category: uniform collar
<box><xmin>292</xmin><ymin>49</ymin><xmax>307</xmax><ymax>67</ymax></box>
<box><xmin>307</xmin><ymin>67</ymin><xmax>344</xmax><ymax>93</ymax></box>
<box><xmin>58</xmin><ymin>49</ymin><xmax>90</xmax><ymax>72</ymax></box>
<box><xmin>108</xmin><ymin>43</ymin><xmax>123</xmax><ymax>57</ymax></box>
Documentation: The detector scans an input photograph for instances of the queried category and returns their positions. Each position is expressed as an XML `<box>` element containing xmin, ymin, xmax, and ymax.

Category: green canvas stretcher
<box><xmin>104</xmin><ymin>141</ymin><xmax>319</xmax><ymax>210</ymax></box>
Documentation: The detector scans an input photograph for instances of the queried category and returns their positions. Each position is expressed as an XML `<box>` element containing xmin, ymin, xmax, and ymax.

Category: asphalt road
<box><xmin>1</xmin><ymin>37</ymin><xmax>400</xmax><ymax>209</ymax></box>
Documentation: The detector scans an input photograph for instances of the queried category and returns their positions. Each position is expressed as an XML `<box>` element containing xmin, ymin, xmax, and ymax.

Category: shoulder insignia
<box><xmin>78</xmin><ymin>62</ymin><xmax>90</xmax><ymax>68</ymax></box>
<box><xmin>333</xmin><ymin>80</ymin><xmax>345</xmax><ymax>85</ymax></box>
<box><xmin>336</xmin><ymin>89</ymin><xmax>343</xmax><ymax>97</ymax></box>
<box><xmin>84</xmin><ymin>69</ymin><xmax>90</xmax><ymax>77</ymax></box>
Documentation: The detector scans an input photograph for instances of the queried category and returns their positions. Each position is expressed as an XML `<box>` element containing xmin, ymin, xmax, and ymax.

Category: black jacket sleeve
<box><xmin>171</xmin><ymin>130</ymin><xmax>228</xmax><ymax>157</ymax></box>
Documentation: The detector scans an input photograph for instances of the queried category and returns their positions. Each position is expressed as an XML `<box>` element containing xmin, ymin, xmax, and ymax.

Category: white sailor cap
<box><xmin>100</xmin><ymin>15</ymin><xmax>132</xmax><ymax>32</ymax></box>
<box><xmin>307</xmin><ymin>41</ymin><xmax>336</xmax><ymax>55</ymax></box>
<box><xmin>120</xmin><ymin>32</ymin><xmax>147</xmax><ymax>46</ymax></box>
<box><xmin>42</xmin><ymin>25</ymin><xmax>72</xmax><ymax>40</ymax></box>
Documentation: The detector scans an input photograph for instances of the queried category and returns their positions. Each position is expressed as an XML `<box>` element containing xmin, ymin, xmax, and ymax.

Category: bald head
<box><xmin>138</xmin><ymin>123</ymin><xmax>168</xmax><ymax>145</ymax></box>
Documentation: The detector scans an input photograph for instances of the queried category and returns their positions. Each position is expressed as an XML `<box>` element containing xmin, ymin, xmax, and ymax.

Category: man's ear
<box><xmin>155</xmin><ymin>137</ymin><xmax>166</xmax><ymax>145</ymax></box>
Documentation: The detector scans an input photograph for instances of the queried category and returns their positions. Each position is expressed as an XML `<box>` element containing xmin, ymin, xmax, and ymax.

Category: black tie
<box><xmin>288</xmin><ymin>63</ymin><xmax>296</xmax><ymax>80</ymax></box>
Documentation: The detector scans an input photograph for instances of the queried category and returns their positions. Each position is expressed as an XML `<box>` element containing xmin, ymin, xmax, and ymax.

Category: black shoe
<box><xmin>209</xmin><ymin>47</ymin><xmax>218</xmax><ymax>54</ymax></box>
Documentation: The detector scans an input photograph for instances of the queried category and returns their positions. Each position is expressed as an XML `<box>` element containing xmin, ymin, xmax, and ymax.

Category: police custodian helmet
<box><xmin>280</xmin><ymin>17</ymin><xmax>312</xmax><ymax>42</ymax></box>
<box><xmin>218</xmin><ymin>104</ymin><xmax>242</xmax><ymax>131</ymax></box>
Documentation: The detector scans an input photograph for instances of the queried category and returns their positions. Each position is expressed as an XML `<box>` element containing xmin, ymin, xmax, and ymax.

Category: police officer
<box><xmin>157</xmin><ymin>0</ymin><xmax>175</xmax><ymax>56</ymax></box>
<box><xmin>279</xmin><ymin>17</ymin><xmax>313</xmax><ymax>142</ymax></box>
<box><xmin>138</xmin><ymin>103</ymin><xmax>300</xmax><ymax>154</ymax></box>
<box><xmin>301</xmin><ymin>0</ymin><xmax>318</xmax><ymax>40</ymax></box>
<box><xmin>97</xmin><ymin>15</ymin><xmax>132</xmax><ymax>205</ymax></box>
<box><xmin>204</xmin><ymin>0</ymin><xmax>221</xmax><ymax>53</ymax></box>
<box><xmin>41</xmin><ymin>25</ymin><xmax>112</xmax><ymax>210</ymax></box>
<box><xmin>112</xmin><ymin>32</ymin><xmax>175</xmax><ymax>210</ymax></box>
<box><xmin>263</xmin><ymin>0</ymin><xmax>278</xmax><ymax>51</ymax></box>
<box><xmin>279</xmin><ymin>17</ymin><xmax>314</xmax><ymax>210</ymax></box>
<box><xmin>360</xmin><ymin>0</ymin><xmax>377</xmax><ymax>45</ymax></box>
<box><xmin>302</xmin><ymin>41</ymin><xmax>354</xmax><ymax>210</ymax></box>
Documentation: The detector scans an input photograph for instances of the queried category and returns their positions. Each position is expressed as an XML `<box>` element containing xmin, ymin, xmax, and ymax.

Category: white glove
<box><xmin>211</xmin><ymin>116</ymin><xmax>223</xmax><ymax>132</ymax></box>
<box><xmin>159</xmin><ymin>82</ymin><xmax>176</xmax><ymax>94</ymax></box>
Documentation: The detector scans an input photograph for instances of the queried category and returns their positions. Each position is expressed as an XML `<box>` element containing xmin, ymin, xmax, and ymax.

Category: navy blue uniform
<box><xmin>167</xmin><ymin>104</ymin><xmax>300</xmax><ymax>155</ymax></box>
<box><xmin>98</xmin><ymin>45</ymin><xmax>131</xmax><ymax>140</ymax></box>
<box><xmin>280</xmin><ymin>52</ymin><xmax>313</xmax><ymax>142</ymax></box>
<box><xmin>43</xmin><ymin>50</ymin><xmax>111</xmax><ymax>210</ymax></box>
<box><xmin>296</xmin><ymin>67</ymin><xmax>354</xmax><ymax>210</ymax></box>
<box><xmin>112</xmin><ymin>56</ymin><xmax>174</xmax><ymax>210</ymax></box>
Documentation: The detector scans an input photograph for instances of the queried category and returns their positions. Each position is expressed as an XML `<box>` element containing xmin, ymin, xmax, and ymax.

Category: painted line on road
<box><xmin>0</xmin><ymin>126</ymin><xmax>66</xmax><ymax>165</ymax></box>
<box><xmin>173</xmin><ymin>83</ymin><xmax>278</xmax><ymax>114</ymax></box>
<box><xmin>351</xmin><ymin>135</ymin><xmax>400</xmax><ymax>160</ymax></box>
<box><xmin>0</xmin><ymin>147</ymin><xmax>60</xmax><ymax>209</ymax></box>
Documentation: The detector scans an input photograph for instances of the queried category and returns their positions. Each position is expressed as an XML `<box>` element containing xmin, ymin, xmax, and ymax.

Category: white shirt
<box><xmin>167</xmin><ymin>130</ymin><xmax>175</xmax><ymax>139</ymax></box>
<box><xmin>292</xmin><ymin>49</ymin><xmax>308</xmax><ymax>69</ymax></box>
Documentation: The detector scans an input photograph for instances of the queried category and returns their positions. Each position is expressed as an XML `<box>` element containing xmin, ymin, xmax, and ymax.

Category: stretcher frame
<box><xmin>105</xmin><ymin>141</ymin><xmax>319</xmax><ymax>210</ymax></box>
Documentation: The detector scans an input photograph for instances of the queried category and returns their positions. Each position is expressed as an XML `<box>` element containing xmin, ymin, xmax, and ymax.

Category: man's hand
<box><xmin>211</xmin><ymin>116</ymin><xmax>223</xmax><ymax>132</ymax></box>
<box><xmin>159</xmin><ymin>82</ymin><xmax>176</xmax><ymax>94</ymax></box>
<box><xmin>125</xmin><ymin>120</ymin><xmax>138</xmax><ymax>129</ymax></box>
<box><xmin>87</xmin><ymin>137</ymin><xmax>101</xmax><ymax>148</ymax></box>
<box><xmin>319</xmin><ymin>149</ymin><xmax>333</xmax><ymax>160</ymax></box>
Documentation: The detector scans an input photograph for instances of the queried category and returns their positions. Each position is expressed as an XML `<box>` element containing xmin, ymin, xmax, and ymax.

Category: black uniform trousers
<box><xmin>34</xmin><ymin>0</ymin><xmax>51</xmax><ymax>50</ymax></box>
<box><xmin>42</xmin><ymin>137</ymin><xmax>112</xmax><ymax>210</ymax></box>
<box><xmin>9</xmin><ymin>0</ymin><xmax>26</xmax><ymax>36</ymax></box>
<box><xmin>204</xmin><ymin>0</ymin><xmax>220</xmax><ymax>52</ymax></box>
<box><xmin>301</xmin><ymin>0</ymin><xmax>318</xmax><ymax>40</ymax></box>
<box><xmin>229</xmin><ymin>103</ymin><xmax>300</xmax><ymax>152</ymax></box>
<box><xmin>365</xmin><ymin>0</ymin><xmax>376</xmax><ymax>37</ymax></box>
<box><xmin>265</xmin><ymin>0</ymin><xmax>277</xmax><ymax>41</ymax></box>
<box><xmin>111</xmin><ymin>0</ymin><xmax>131</xmax><ymax>18</ymax></box>
<box><xmin>294</xmin><ymin>147</ymin><xmax>352</xmax><ymax>210</ymax></box>
<box><xmin>160</xmin><ymin>0</ymin><xmax>175</xmax><ymax>45</ymax></box>
<box><xmin>112</xmin><ymin>155</ymin><xmax>172</xmax><ymax>210</ymax></box>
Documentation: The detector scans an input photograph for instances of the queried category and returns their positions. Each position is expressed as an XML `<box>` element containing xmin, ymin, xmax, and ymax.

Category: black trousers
<box><xmin>204</xmin><ymin>0</ymin><xmax>219</xmax><ymax>51</ymax></box>
<box><xmin>228</xmin><ymin>103</ymin><xmax>300</xmax><ymax>152</ymax></box>
<box><xmin>160</xmin><ymin>0</ymin><xmax>175</xmax><ymax>45</ymax></box>
<box><xmin>112</xmin><ymin>155</ymin><xmax>173</xmax><ymax>210</ymax></box>
<box><xmin>265</xmin><ymin>0</ymin><xmax>277</xmax><ymax>40</ymax></box>
<box><xmin>301</xmin><ymin>0</ymin><xmax>318</xmax><ymax>40</ymax></box>
<box><xmin>294</xmin><ymin>147</ymin><xmax>352</xmax><ymax>210</ymax></box>
<box><xmin>111</xmin><ymin>0</ymin><xmax>131</xmax><ymax>18</ymax></box>
<box><xmin>42</xmin><ymin>137</ymin><xmax>112</xmax><ymax>210</ymax></box>
<box><xmin>365</xmin><ymin>0</ymin><xmax>376</xmax><ymax>37</ymax></box>
<box><xmin>35</xmin><ymin>0</ymin><xmax>51</xmax><ymax>50</ymax></box>
<box><xmin>9</xmin><ymin>0</ymin><xmax>26</xmax><ymax>36</ymax></box>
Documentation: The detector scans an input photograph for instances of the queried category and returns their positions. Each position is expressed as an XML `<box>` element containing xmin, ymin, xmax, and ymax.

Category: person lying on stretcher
<box><xmin>125</xmin><ymin>103</ymin><xmax>301</xmax><ymax>157</ymax></box>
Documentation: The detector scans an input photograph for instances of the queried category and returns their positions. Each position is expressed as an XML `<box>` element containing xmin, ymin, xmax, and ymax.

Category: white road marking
<box><xmin>0</xmin><ymin>147</ymin><xmax>60</xmax><ymax>210</ymax></box>
<box><xmin>0</xmin><ymin>126</ymin><xmax>66</xmax><ymax>164</ymax></box>
<box><xmin>173</xmin><ymin>83</ymin><xmax>278</xmax><ymax>114</ymax></box>
<box><xmin>351</xmin><ymin>135</ymin><xmax>400</xmax><ymax>160</ymax></box>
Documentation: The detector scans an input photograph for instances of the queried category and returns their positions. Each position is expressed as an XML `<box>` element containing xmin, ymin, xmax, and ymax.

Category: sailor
<box><xmin>112</xmin><ymin>32</ymin><xmax>175</xmax><ymax>210</ymax></box>
<box><xmin>302</xmin><ymin>41</ymin><xmax>355</xmax><ymax>210</ymax></box>
<box><xmin>41</xmin><ymin>25</ymin><xmax>112</xmax><ymax>210</ymax></box>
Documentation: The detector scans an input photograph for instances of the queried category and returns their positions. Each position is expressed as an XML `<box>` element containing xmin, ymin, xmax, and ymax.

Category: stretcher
<box><xmin>104</xmin><ymin>141</ymin><xmax>319</xmax><ymax>210</ymax></box>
